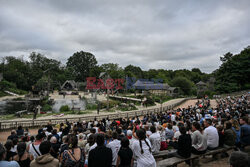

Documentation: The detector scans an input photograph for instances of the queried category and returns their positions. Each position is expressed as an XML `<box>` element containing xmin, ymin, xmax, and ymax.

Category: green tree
<box><xmin>215</xmin><ymin>47</ymin><xmax>250</xmax><ymax>93</ymax></box>
<box><xmin>124</xmin><ymin>65</ymin><xmax>143</xmax><ymax>78</ymax></box>
<box><xmin>66</xmin><ymin>51</ymin><xmax>97</xmax><ymax>81</ymax></box>
<box><xmin>170</xmin><ymin>76</ymin><xmax>194</xmax><ymax>95</ymax></box>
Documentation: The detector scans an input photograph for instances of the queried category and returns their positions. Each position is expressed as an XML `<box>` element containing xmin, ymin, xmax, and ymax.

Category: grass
<box><xmin>0</xmin><ymin>91</ymin><xmax>8</xmax><ymax>97</ymax></box>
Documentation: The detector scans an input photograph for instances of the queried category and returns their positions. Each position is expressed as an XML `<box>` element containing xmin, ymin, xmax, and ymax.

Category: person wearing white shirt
<box><xmin>132</xmin><ymin>129</ymin><xmax>156</xmax><ymax>167</ymax></box>
<box><xmin>149</xmin><ymin>126</ymin><xmax>161</xmax><ymax>153</ymax></box>
<box><xmin>107</xmin><ymin>132</ymin><xmax>121</xmax><ymax>166</ymax></box>
<box><xmin>204</xmin><ymin>119</ymin><xmax>219</xmax><ymax>149</ymax></box>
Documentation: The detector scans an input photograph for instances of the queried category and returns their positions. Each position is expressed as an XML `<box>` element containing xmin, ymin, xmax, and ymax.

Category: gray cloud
<box><xmin>0</xmin><ymin>0</ymin><xmax>250</xmax><ymax>73</ymax></box>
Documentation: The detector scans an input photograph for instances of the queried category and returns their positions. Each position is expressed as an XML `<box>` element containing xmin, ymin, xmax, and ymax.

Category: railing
<box><xmin>0</xmin><ymin>98</ymin><xmax>188</xmax><ymax>131</ymax></box>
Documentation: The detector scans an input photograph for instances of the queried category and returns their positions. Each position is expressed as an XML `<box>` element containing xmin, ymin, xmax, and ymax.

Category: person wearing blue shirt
<box><xmin>239</xmin><ymin>116</ymin><xmax>250</xmax><ymax>149</ymax></box>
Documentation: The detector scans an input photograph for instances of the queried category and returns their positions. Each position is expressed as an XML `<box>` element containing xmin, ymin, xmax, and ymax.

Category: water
<box><xmin>52</xmin><ymin>99</ymin><xmax>87</xmax><ymax>112</ymax></box>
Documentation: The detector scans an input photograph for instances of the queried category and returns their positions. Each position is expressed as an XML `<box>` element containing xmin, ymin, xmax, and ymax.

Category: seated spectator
<box><xmin>0</xmin><ymin>143</ymin><xmax>19</xmax><ymax>167</ymax></box>
<box><xmin>165</xmin><ymin>124</ymin><xmax>174</xmax><ymax>140</ymax></box>
<box><xmin>229</xmin><ymin>151</ymin><xmax>249</xmax><ymax>167</ymax></box>
<box><xmin>88</xmin><ymin>134</ymin><xmax>112</xmax><ymax>167</ymax></box>
<box><xmin>191</xmin><ymin>122</ymin><xmax>207</xmax><ymax>155</ymax></box>
<box><xmin>149</xmin><ymin>126</ymin><xmax>161</xmax><ymax>153</ymax></box>
<box><xmin>116</xmin><ymin>137</ymin><xmax>133</xmax><ymax>167</ymax></box>
<box><xmin>61</xmin><ymin>135</ymin><xmax>85</xmax><ymax>167</ymax></box>
<box><xmin>132</xmin><ymin>129</ymin><xmax>156</xmax><ymax>167</ymax></box>
<box><xmin>240</xmin><ymin>116</ymin><xmax>250</xmax><ymax>147</ymax></box>
<box><xmin>231</xmin><ymin>119</ymin><xmax>241</xmax><ymax>147</ymax></box>
<box><xmin>224</xmin><ymin>121</ymin><xmax>236</xmax><ymax>147</ymax></box>
<box><xmin>217</xmin><ymin>125</ymin><xmax>224</xmax><ymax>147</ymax></box>
<box><xmin>4</xmin><ymin>140</ymin><xmax>17</xmax><ymax>161</ymax></box>
<box><xmin>13</xmin><ymin>142</ymin><xmax>33</xmax><ymax>167</ymax></box>
<box><xmin>168</xmin><ymin>126</ymin><xmax>192</xmax><ymax>159</ymax></box>
<box><xmin>204</xmin><ymin>119</ymin><xmax>219</xmax><ymax>150</ymax></box>
<box><xmin>30</xmin><ymin>141</ymin><xmax>59</xmax><ymax>167</ymax></box>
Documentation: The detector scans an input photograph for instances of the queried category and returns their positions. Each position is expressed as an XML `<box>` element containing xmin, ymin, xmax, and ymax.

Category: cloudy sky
<box><xmin>0</xmin><ymin>0</ymin><xmax>249</xmax><ymax>73</ymax></box>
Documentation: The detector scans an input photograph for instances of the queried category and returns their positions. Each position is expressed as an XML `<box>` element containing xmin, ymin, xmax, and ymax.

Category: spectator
<box><xmin>204</xmin><ymin>119</ymin><xmax>219</xmax><ymax>150</ymax></box>
<box><xmin>165</xmin><ymin>123</ymin><xmax>174</xmax><ymax>140</ymax></box>
<box><xmin>7</xmin><ymin>130</ymin><xmax>18</xmax><ymax>141</ymax></box>
<box><xmin>30</xmin><ymin>141</ymin><xmax>59</xmax><ymax>167</ymax></box>
<box><xmin>231</xmin><ymin>119</ymin><xmax>241</xmax><ymax>147</ymax></box>
<box><xmin>132</xmin><ymin>129</ymin><xmax>156</xmax><ymax>167</ymax></box>
<box><xmin>4</xmin><ymin>139</ymin><xmax>17</xmax><ymax>161</ymax></box>
<box><xmin>28</xmin><ymin>133</ymin><xmax>43</xmax><ymax>159</ymax></box>
<box><xmin>191</xmin><ymin>122</ymin><xmax>207</xmax><ymax>155</ymax></box>
<box><xmin>13</xmin><ymin>142</ymin><xmax>33</xmax><ymax>167</ymax></box>
<box><xmin>50</xmin><ymin>137</ymin><xmax>60</xmax><ymax>159</ymax></box>
<box><xmin>239</xmin><ymin>116</ymin><xmax>250</xmax><ymax>148</ymax></box>
<box><xmin>168</xmin><ymin>126</ymin><xmax>192</xmax><ymax>159</ymax></box>
<box><xmin>224</xmin><ymin>121</ymin><xmax>236</xmax><ymax>147</ymax></box>
<box><xmin>229</xmin><ymin>151</ymin><xmax>249</xmax><ymax>167</ymax></box>
<box><xmin>16</xmin><ymin>126</ymin><xmax>24</xmax><ymax>137</ymax></box>
<box><xmin>61</xmin><ymin>135</ymin><xmax>85</xmax><ymax>167</ymax></box>
<box><xmin>88</xmin><ymin>134</ymin><xmax>112</xmax><ymax>167</ymax></box>
<box><xmin>116</xmin><ymin>137</ymin><xmax>133</xmax><ymax>167</ymax></box>
<box><xmin>78</xmin><ymin>133</ymin><xmax>86</xmax><ymax>149</ymax></box>
<box><xmin>0</xmin><ymin>143</ymin><xmax>19</xmax><ymax>167</ymax></box>
<box><xmin>149</xmin><ymin>126</ymin><xmax>161</xmax><ymax>153</ymax></box>
<box><xmin>107</xmin><ymin>132</ymin><xmax>121</xmax><ymax>166</ymax></box>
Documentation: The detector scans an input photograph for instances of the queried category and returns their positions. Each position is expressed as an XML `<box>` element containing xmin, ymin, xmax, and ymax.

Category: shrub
<box><xmin>42</xmin><ymin>104</ymin><xmax>52</xmax><ymax>112</ymax></box>
<box><xmin>60</xmin><ymin>105</ymin><xmax>70</xmax><ymax>112</ymax></box>
<box><xmin>86</xmin><ymin>104</ymin><xmax>97</xmax><ymax>110</ymax></box>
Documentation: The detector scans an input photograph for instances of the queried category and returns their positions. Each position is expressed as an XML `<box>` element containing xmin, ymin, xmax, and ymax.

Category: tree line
<box><xmin>0</xmin><ymin>46</ymin><xmax>249</xmax><ymax>95</ymax></box>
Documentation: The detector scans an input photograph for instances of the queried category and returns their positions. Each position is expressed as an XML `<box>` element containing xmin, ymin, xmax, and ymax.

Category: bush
<box><xmin>86</xmin><ymin>104</ymin><xmax>97</xmax><ymax>110</ymax></box>
<box><xmin>60</xmin><ymin>105</ymin><xmax>70</xmax><ymax>112</ymax></box>
<box><xmin>42</xmin><ymin>104</ymin><xmax>52</xmax><ymax>112</ymax></box>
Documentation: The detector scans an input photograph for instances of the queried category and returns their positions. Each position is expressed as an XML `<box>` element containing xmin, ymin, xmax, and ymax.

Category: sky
<box><xmin>0</xmin><ymin>0</ymin><xmax>250</xmax><ymax>73</ymax></box>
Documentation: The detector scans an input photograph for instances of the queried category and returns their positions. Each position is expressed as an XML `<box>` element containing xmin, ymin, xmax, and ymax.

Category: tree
<box><xmin>66</xmin><ymin>51</ymin><xmax>97</xmax><ymax>81</ymax></box>
<box><xmin>124</xmin><ymin>65</ymin><xmax>143</xmax><ymax>78</ymax></box>
<box><xmin>170</xmin><ymin>76</ymin><xmax>194</xmax><ymax>95</ymax></box>
<box><xmin>214</xmin><ymin>47</ymin><xmax>250</xmax><ymax>93</ymax></box>
<box><xmin>100</xmin><ymin>63</ymin><xmax>124</xmax><ymax>79</ymax></box>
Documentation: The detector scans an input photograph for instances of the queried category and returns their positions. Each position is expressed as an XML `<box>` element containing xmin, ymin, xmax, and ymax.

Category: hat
<box><xmin>205</xmin><ymin>114</ymin><xmax>211</xmax><ymax>120</ymax></box>
<box><xmin>127</xmin><ymin>130</ymin><xmax>132</xmax><ymax>136</ymax></box>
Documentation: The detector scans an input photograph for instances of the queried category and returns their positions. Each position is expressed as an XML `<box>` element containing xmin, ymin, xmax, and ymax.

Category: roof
<box><xmin>168</xmin><ymin>87</ymin><xmax>178</xmax><ymax>91</ymax></box>
<box><xmin>133</xmin><ymin>80</ymin><xmax>170</xmax><ymax>90</ymax></box>
<box><xmin>61</xmin><ymin>80</ymin><xmax>77</xmax><ymax>89</ymax></box>
<box><xmin>196</xmin><ymin>81</ymin><xmax>206</xmax><ymax>85</ymax></box>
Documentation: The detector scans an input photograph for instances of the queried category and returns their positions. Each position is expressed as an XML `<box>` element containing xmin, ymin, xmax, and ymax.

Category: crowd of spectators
<box><xmin>0</xmin><ymin>93</ymin><xmax>249</xmax><ymax>167</ymax></box>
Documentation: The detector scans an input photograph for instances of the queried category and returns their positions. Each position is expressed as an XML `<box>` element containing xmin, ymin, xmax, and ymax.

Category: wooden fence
<box><xmin>0</xmin><ymin>98</ymin><xmax>188</xmax><ymax>131</ymax></box>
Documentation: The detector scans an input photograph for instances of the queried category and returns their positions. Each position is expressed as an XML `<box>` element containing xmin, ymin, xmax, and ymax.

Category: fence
<box><xmin>0</xmin><ymin>98</ymin><xmax>188</xmax><ymax>131</ymax></box>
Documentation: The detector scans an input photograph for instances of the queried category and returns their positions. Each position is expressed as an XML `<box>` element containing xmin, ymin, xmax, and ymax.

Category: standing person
<box><xmin>116</xmin><ymin>137</ymin><xmax>133</xmax><ymax>167</ymax></box>
<box><xmin>107</xmin><ymin>132</ymin><xmax>121</xmax><ymax>166</ymax></box>
<box><xmin>30</xmin><ymin>141</ymin><xmax>59</xmax><ymax>167</ymax></box>
<box><xmin>149</xmin><ymin>126</ymin><xmax>161</xmax><ymax>153</ymax></box>
<box><xmin>0</xmin><ymin>143</ymin><xmax>20</xmax><ymax>167</ymax></box>
<box><xmin>4</xmin><ymin>140</ymin><xmax>17</xmax><ymax>161</ymax></box>
<box><xmin>204</xmin><ymin>119</ymin><xmax>219</xmax><ymax>150</ymax></box>
<box><xmin>132</xmin><ymin>129</ymin><xmax>156</xmax><ymax>167</ymax></box>
<box><xmin>61</xmin><ymin>135</ymin><xmax>85</xmax><ymax>167</ymax></box>
<box><xmin>13</xmin><ymin>142</ymin><xmax>33</xmax><ymax>167</ymax></box>
<box><xmin>88</xmin><ymin>134</ymin><xmax>113</xmax><ymax>167</ymax></box>
<box><xmin>191</xmin><ymin>122</ymin><xmax>207</xmax><ymax>155</ymax></box>
<box><xmin>28</xmin><ymin>133</ymin><xmax>43</xmax><ymax>159</ymax></box>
